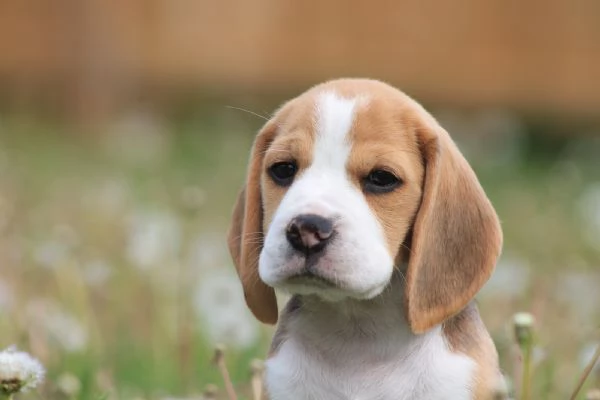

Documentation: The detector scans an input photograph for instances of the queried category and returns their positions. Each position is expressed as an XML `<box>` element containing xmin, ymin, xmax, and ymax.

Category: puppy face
<box><xmin>259</xmin><ymin>89</ymin><xmax>424</xmax><ymax>301</ymax></box>
<box><xmin>228</xmin><ymin>79</ymin><xmax>502</xmax><ymax>333</ymax></box>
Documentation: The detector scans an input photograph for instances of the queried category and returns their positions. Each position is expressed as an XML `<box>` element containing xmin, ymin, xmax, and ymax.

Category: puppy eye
<box><xmin>363</xmin><ymin>169</ymin><xmax>402</xmax><ymax>193</ymax></box>
<box><xmin>268</xmin><ymin>161</ymin><xmax>297</xmax><ymax>186</ymax></box>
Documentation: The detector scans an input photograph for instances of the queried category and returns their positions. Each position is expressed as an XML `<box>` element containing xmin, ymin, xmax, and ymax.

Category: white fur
<box><xmin>265</xmin><ymin>278</ymin><xmax>476</xmax><ymax>400</ymax></box>
<box><xmin>259</xmin><ymin>91</ymin><xmax>393</xmax><ymax>301</ymax></box>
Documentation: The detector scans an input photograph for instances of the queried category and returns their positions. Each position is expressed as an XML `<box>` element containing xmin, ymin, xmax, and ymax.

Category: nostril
<box><xmin>286</xmin><ymin>222</ymin><xmax>301</xmax><ymax>238</ymax></box>
<box><xmin>285</xmin><ymin>214</ymin><xmax>334</xmax><ymax>253</ymax></box>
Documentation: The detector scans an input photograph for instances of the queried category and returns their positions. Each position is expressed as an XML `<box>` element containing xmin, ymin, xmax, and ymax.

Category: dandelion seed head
<box><xmin>0</xmin><ymin>346</ymin><xmax>45</xmax><ymax>395</ymax></box>
<box><xmin>513</xmin><ymin>312</ymin><xmax>535</xmax><ymax>347</ymax></box>
<box><xmin>187</xmin><ymin>233</ymin><xmax>228</xmax><ymax>271</ymax></box>
<box><xmin>26</xmin><ymin>299</ymin><xmax>89</xmax><ymax>353</ymax></box>
<box><xmin>193</xmin><ymin>269</ymin><xmax>259</xmax><ymax>349</ymax></box>
<box><xmin>513</xmin><ymin>312</ymin><xmax>534</xmax><ymax>328</ymax></box>
<box><xmin>56</xmin><ymin>372</ymin><xmax>81</xmax><ymax>396</ymax></box>
<box><xmin>126</xmin><ymin>209</ymin><xmax>182</xmax><ymax>271</ymax></box>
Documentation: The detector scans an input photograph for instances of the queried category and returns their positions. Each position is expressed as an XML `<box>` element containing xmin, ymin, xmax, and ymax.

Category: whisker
<box><xmin>399</xmin><ymin>242</ymin><xmax>412</xmax><ymax>253</ymax></box>
<box><xmin>226</xmin><ymin>105</ymin><xmax>270</xmax><ymax>121</ymax></box>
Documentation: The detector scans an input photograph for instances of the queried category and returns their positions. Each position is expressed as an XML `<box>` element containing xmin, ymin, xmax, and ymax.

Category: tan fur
<box><xmin>227</xmin><ymin>93</ymin><xmax>318</xmax><ymax>324</ymax></box>
<box><xmin>443</xmin><ymin>303</ymin><xmax>504</xmax><ymax>400</ymax></box>
<box><xmin>227</xmin><ymin>120</ymin><xmax>279</xmax><ymax>324</ymax></box>
<box><xmin>405</xmin><ymin>118</ymin><xmax>502</xmax><ymax>334</ymax></box>
<box><xmin>261</xmin><ymin>95</ymin><xmax>317</xmax><ymax>230</ymax></box>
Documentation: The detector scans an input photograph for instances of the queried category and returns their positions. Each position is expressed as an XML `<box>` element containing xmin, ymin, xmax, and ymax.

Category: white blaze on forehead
<box><xmin>259</xmin><ymin>89</ymin><xmax>391</xmax><ymax>301</ymax></box>
<box><xmin>312</xmin><ymin>91</ymin><xmax>357</xmax><ymax>172</ymax></box>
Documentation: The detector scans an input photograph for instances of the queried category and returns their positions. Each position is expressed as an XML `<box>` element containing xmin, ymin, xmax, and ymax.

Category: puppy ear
<box><xmin>227</xmin><ymin>121</ymin><xmax>279</xmax><ymax>325</ymax></box>
<box><xmin>405</xmin><ymin>122</ymin><xmax>502</xmax><ymax>334</ymax></box>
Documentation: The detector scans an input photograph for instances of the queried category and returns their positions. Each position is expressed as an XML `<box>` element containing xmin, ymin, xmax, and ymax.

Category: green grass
<box><xmin>0</xmin><ymin>112</ymin><xmax>598</xmax><ymax>399</ymax></box>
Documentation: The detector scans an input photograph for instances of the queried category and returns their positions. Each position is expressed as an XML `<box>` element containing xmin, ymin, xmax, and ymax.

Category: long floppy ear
<box><xmin>405</xmin><ymin>122</ymin><xmax>502</xmax><ymax>334</ymax></box>
<box><xmin>227</xmin><ymin>121</ymin><xmax>279</xmax><ymax>325</ymax></box>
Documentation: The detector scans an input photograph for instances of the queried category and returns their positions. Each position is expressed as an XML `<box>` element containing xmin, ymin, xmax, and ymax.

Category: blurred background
<box><xmin>0</xmin><ymin>0</ymin><xmax>599</xmax><ymax>399</ymax></box>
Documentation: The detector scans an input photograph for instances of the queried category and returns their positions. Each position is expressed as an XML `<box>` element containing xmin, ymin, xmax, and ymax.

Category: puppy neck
<box><xmin>284</xmin><ymin>271</ymin><xmax>417</xmax><ymax>343</ymax></box>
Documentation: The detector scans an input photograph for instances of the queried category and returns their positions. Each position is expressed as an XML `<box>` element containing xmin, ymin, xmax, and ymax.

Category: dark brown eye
<box><xmin>363</xmin><ymin>169</ymin><xmax>402</xmax><ymax>193</ymax></box>
<box><xmin>268</xmin><ymin>161</ymin><xmax>297</xmax><ymax>186</ymax></box>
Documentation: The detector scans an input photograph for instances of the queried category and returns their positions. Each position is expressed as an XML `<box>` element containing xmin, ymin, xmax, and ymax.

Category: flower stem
<box><xmin>520</xmin><ymin>338</ymin><xmax>533</xmax><ymax>400</ymax></box>
<box><xmin>569</xmin><ymin>343</ymin><xmax>600</xmax><ymax>400</ymax></box>
<box><xmin>213</xmin><ymin>346</ymin><xmax>238</xmax><ymax>400</ymax></box>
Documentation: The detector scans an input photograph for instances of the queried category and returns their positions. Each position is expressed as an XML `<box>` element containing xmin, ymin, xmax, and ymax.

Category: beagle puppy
<box><xmin>227</xmin><ymin>79</ymin><xmax>504</xmax><ymax>400</ymax></box>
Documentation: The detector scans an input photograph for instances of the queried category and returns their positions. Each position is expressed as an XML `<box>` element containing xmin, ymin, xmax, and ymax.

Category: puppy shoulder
<box><xmin>443</xmin><ymin>303</ymin><xmax>503</xmax><ymax>400</ymax></box>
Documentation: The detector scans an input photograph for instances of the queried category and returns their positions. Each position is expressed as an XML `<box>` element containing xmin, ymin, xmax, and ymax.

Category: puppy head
<box><xmin>227</xmin><ymin>79</ymin><xmax>502</xmax><ymax>333</ymax></box>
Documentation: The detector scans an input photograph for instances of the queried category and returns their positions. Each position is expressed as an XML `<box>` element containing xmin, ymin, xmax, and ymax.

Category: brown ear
<box><xmin>405</xmin><ymin>122</ymin><xmax>502</xmax><ymax>334</ymax></box>
<box><xmin>226</xmin><ymin>121</ymin><xmax>279</xmax><ymax>325</ymax></box>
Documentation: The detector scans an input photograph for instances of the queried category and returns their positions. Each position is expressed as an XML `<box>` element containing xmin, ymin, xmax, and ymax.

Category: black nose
<box><xmin>286</xmin><ymin>214</ymin><xmax>334</xmax><ymax>254</ymax></box>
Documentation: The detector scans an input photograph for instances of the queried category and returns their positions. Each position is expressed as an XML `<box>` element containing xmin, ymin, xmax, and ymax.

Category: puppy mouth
<box><xmin>285</xmin><ymin>271</ymin><xmax>337</xmax><ymax>288</ymax></box>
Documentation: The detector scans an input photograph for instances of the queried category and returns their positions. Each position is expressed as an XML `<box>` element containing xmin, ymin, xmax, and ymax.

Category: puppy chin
<box><xmin>278</xmin><ymin>277</ymin><xmax>390</xmax><ymax>303</ymax></box>
<box><xmin>259</xmin><ymin>253</ymin><xmax>394</xmax><ymax>302</ymax></box>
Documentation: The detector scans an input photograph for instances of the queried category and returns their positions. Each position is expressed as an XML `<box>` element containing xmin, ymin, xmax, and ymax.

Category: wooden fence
<box><xmin>1</xmin><ymin>0</ymin><xmax>599</xmax><ymax>119</ymax></box>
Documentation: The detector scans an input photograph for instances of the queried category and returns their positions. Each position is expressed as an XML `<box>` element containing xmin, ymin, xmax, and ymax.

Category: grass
<box><xmin>0</xmin><ymin>109</ymin><xmax>599</xmax><ymax>399</ymax></box>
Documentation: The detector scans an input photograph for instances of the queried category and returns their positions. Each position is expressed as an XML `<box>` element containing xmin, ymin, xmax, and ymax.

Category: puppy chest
<box><xmin>264</xmin><ymin>336</ymin><xmax>476</xmax><ymax>400</ymax></box>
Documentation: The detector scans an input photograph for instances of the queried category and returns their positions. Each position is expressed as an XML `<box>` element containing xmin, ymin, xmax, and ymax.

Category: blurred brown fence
<box><xmin>1</xmin><ymin>0</ymin><xmax>599</xmax><ymax>119</ymax></box>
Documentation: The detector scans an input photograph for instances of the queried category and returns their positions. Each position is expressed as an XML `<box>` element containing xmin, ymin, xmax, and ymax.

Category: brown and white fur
<box><xmin>227</xmin><ymin>79</ymin><xmax>505</xmax><ymax>400</ymax></box>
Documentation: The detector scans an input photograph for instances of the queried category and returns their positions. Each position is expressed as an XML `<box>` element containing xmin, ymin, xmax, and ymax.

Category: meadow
<box><xmin>0</xmin><ymin>106</ymin><xmax>598</xmax><ymax>399</ymax></box>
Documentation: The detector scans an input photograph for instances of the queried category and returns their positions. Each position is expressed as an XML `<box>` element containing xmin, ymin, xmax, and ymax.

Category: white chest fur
<box><xmin>264</xmin><ymin>295</ymin><xmax>476</xmax><ymax>400</ymax></box>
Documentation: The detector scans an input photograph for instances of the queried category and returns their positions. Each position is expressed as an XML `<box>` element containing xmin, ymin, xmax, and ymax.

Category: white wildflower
<box><xmin>513</xmin><ymin>312</ymin><xmax>535</xmax><ymax>346</ymax></box>
<box><xmin>513</xmin><ymin>312</ymin><xmax>534</xmax><ymax>328</ymax></box>
<box><xmin>126</xmin><ymin>209</ymin><xmax>182</xmax><ymax>271</ymax></box>
<box><xmin>56</xmin><ymin>372</ymin><xmax>81</xmax><ymax>396</ymax></box>
<box><xmin>193</xmin><ymin>269</ymin><xmax>259</xmax><ymax>349</ymax></box>
<box><xmin>187</xmin><ymin>233</ymin><xmax>229</xmax><ymax>271</ymax></box>
<box><xmin>26</xmin><ymin>299</ymin><xmax>88</xmax><ymax>353</ymax></box>
<box><xmin>0</xmin><ymin>346</ymin><xmax>45</xmax><ymax>395</ymax></box>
